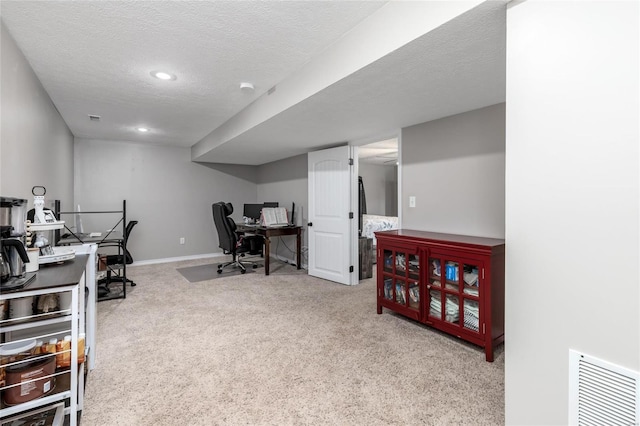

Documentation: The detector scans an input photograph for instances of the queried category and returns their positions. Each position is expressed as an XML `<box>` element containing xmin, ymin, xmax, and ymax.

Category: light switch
<box><xmin>409</xmin><ymin>196</ymin><xmax>416</xmax><ymax>208</ymax></box>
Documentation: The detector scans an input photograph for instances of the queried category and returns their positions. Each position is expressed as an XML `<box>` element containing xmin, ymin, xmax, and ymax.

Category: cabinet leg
<box><xmin>377</xmin><ymin>305</ymin><xmax>382</xmax><ymax>314</ymax></box>
<box><xmin>485</xmin><ymin>346</ymin><xmax>494</xmax><ymax>362</ymax></box>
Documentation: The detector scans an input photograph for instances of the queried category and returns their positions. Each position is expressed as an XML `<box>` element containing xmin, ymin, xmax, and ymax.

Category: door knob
<box><xmin>307</xmin><ymin>222</ymin><xmax>313</xmax><ymax>227</ymax></box>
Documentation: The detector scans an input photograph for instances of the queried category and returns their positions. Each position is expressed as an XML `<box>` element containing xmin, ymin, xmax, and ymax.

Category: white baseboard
<box><xmin>131</xmin><ymin>252</ymin><xmax>307</xmax><ymax>269</ymax></box>
<box><xmin>131</xmin><ymin>252</ymin><xmax>226</xmax><ymax>266</ymax></box>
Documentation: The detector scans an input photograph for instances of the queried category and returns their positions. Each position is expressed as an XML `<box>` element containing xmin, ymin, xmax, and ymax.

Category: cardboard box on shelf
<box><xmin>98</xmin><ymin>255</ymin><xmax>107</xmax><ymax>271</ymax></box>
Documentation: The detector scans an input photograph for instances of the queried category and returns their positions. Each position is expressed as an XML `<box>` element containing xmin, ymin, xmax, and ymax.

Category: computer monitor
<box><xmin>243</xmin><ymin>203</ymin><xmax>263</xmax><ymax>222</ymax></box>
<box><xmin>263</xmin><ymin>202</ymin><xmax>279</xmax><ymax>208</ymax></box>
<box><xmin>290</xmin><ymin>202</ymin><xmax>295</xmax><ymax>226</ymax></box>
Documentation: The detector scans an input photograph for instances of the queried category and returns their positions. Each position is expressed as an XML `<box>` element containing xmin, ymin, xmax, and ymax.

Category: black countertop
<box><xmin>0</xmin><ymin>254</ymin><xmax>88</xmax><ymax>295</ymax></box>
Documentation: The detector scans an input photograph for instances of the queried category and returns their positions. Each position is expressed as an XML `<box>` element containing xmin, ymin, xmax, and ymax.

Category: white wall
<box><xmin>0</xmin><ymin>22</ymin><xmax>74</xmax><ymax>206</ymax></box>
<box><xmin>505</xmin><ymin>1</ymin><xmax>639</xmax><ymax>424</ymax></box>
<box><xmin>74</xmin><ymin>139</ymin><xmax>257</xmax><ymax>261</ymax></box>
<box><xmin>257</xmin><ymin>153</ymin><xmax>308</xmax><ymax>265</ymax></box>
<box><xmin>401</xmin><ymin>103</ymin><xmax>505</xmax><ymax>238</ymax></box>
<box><xmin>359</xmin><ymin>163</ymin><xmax>397</xmax><ymax>217</ymax></box>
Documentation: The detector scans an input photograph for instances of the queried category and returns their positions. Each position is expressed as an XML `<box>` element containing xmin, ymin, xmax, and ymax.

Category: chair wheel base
<box><xmin>240</xmin><ymin>269</ymin><xmax>246</xmax><ymax>274</ymax></box>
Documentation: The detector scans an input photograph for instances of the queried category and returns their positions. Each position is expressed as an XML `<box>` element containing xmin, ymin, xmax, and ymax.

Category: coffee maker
<box><xmin>1</xmin><ymin>197</ymin><xmax>35</xmax><ymax>290</ymax></box>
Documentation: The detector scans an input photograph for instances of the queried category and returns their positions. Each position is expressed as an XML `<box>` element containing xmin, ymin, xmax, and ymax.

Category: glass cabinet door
<box><xmin>380</xmin><ymin>247</ymin><xmax>421</xmax><ymax>317</ymax></box>
<box><xmin>427</xmin><ymin>257</ymin><xmax>442</xmax><ymax>320</ymax></box>
<box><xmin>463</xmin><ymin>299</ymin><xmax>480</xmax><ymax>332</ymax></box>
<box><xmin>428</xmin><ymin>254</ymin><xmax>483</xmax><ymax>334</ymax></box>
<box><xmin>428</xmin><ymin>257</ymin><xmax>442</xmax><ymax>289</ymax></box>
<box><xmin>383</xmin><ymin>277</ymin><xmax>393</xmax><ymax>301</ymax></box>
<box><xmin>443</xmin><ymin>260</ymin><xmax>461</xmax><ymax>325</ymax></box>
<box><xmin>408</xmin><ymin>280</ymin><xmax>420</xmax><ymax>310</ymax></box>
<box><xmin>408</xmin><ymin>254</ymin><xmax>419</xmax><ymax>280</ymax></box>
<box><xmin>444</xmin><ymin>260</ymin><xmax>460</xmax><ymax>291</ymax></box>
<box><xmin>383</xmin><ymin>249</ymin><xmax>394</xmax><ymax>274</ymax></box>
<box><xmin>462</xmin><ymin>263</ymin><xmax>480</xmax><ymax>296</ymax></box>
<box><xmin>461</xmin><ymin>262</ymin><xmax>481</xmax><ymax>332</ymax></box>
<box><xmin>428</xmin><ymin>288</ymin><xmax>442</xmax><ymax>320</ymax></box>
<box><xmin>444</xmin><ymin>293</ymin><xmax>460</xmax><ymax>325</ymax></box>
<box><xmin>395</xmin><ymin>279</ymin><xmax>406</xmax><ymax>305</ymax></box>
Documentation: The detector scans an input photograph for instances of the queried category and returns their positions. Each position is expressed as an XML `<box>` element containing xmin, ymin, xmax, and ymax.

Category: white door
<box><xmin>308</xmin><ymin>145</ymin><xmax>358</xmax><ymax>285</ymax></box>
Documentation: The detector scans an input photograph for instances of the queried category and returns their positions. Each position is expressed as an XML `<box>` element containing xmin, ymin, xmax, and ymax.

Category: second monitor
<box><xmin>243</xmin><ymin>202</ymin><xmax>280</xmax><ymax>223</ymax></box>
<box><xmin>243</xmin><ymin>203</ymin><xmax>263</xmax><ymax>222</ymax></box>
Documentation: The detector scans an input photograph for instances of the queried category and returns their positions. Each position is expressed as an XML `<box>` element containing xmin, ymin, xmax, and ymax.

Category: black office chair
<box><xmin>98</xmin><ymin>220</ymin><xmax>138</xmax><ymax>295</ymax></box>
<box><xmin>212</xmin><ymin>202</ymin><xmax>262</xmax><ymax>274</ymax></box>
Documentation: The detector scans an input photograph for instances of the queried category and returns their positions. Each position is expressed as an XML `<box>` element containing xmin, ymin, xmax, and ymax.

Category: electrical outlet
<box><xmin>179</xmin><ymin>237</ymin><xmax>185</xmax><ymax>245</ymax></box>
<box><xmin>409</xmin><ymin>196</ymin><xmax>416</xmax><ymax>208</ymax></box>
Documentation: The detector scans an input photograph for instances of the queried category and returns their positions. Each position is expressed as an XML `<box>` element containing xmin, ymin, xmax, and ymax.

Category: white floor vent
<box><xmin>569</xmin><ymin>349</ymin><xmax>640</xmax><ymax>426</ymax></box>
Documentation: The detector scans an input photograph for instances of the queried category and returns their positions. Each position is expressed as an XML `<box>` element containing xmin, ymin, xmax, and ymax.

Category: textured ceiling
<box><xmin>199</xmin><ymin>1</ymin><xmax>506</xmax><ymax>164</ymax></box>
<box><xmin>0</xmin><ymin>1</ymin><xmax>387</xmax><ymax>146</ymax></box>
<box><xmin>359</xmin><ymin>138</ymin><xmax>398</xmax><ymax>165</ymax></box>
<box><xmin>1</xmin><ymin>1</ymin><xmax>506</xmax><ymax>165</ymax></box>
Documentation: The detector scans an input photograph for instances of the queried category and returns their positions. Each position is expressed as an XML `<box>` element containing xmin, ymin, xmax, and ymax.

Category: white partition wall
<box><xmin>505</xmin><ymin>1</ymin><xmax>639</xmax><ymax>424</ymax></box>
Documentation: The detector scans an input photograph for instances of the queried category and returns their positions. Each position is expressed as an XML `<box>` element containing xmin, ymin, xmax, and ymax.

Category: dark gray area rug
<box><xmin>177</xmin><ymin>263</ymin><xmax>257</xmax><ymax>283</ymax></box>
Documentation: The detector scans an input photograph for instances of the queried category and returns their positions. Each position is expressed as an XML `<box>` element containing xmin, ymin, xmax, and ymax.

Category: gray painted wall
<box><xmin>505</xmin><ymin>1</ymin><xmax>639</xmax><ymax>424</ymax></box>
<box><xmin>256</xmin><ymin>153</ymin><xmax>308</xmax><ymax>266</ymax></box>
<box><xmin>401</xmin><ymin>103</ymin><xmax>505</xmax><ymax>238</ymax></box>
<box><xmin>359</xmin><ymin>163</ymin><xmax>397</xmax><ymax>216</ymax></box>
<box><xmin>74</xmin><ymin>138</ymin><xmax>257</xmax><ymax>261</ymax></box>
<box><xmin>0</xmin><ymin>22</ymin><xmax>74</xmax><ymax>207</ymax></box>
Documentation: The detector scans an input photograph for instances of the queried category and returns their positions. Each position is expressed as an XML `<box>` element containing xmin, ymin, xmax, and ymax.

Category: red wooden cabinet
<box><xmin>376</xmin><ymin>229</ymin><xmax>505</xmax><ymax>362</ymax></box>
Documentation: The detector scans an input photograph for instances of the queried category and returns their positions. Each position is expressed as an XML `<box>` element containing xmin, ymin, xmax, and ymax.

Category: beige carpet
<box><xmin>81</xmin><ymin>257</ymin><xmax>504</xmax><ymax>425</ymax></box>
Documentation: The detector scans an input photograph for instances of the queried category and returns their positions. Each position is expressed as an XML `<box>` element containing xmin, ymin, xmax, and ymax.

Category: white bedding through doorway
<box><xmin>362</xmin><ymin>214</ymin><xmax>398</xmax><ymax>247</ymax></box>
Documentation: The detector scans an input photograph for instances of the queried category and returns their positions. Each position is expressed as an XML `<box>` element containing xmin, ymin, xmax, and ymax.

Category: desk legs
<box><xmin>262</xmin><ymin>228</ymin><xmax>301</xmax><ymax>275</ymax></box>
<box><xmin>264</xmin><ymin>236</ymin><xmax>271</xmax><ymax>275</ymax></box>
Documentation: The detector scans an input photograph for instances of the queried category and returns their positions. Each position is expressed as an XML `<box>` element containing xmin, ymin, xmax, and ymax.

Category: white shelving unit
<box><xmin>0</xmin><ymin>256</ymin><xmax>88</xmax><ymax>425</ymax></box>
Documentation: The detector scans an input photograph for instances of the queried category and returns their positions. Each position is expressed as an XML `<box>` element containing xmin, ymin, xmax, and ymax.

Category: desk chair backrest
<box><xmin>212</xmin><ymin>202</ymin><xmax>237</xmax><ymax>253</ymax></box>
<box><xmin>98</xmin><ymin>220</ymin><xmax>138</xmax><ymax>291</ymax></box>
<box><xmin>122</xmin><ymin>220</ymin><xmax>138</xmax><ymax>263</ymax></box>
<box><xmin>124</xmin><ymin>220</ymin><xmax>138</xmax><ymax>239</ymax></box>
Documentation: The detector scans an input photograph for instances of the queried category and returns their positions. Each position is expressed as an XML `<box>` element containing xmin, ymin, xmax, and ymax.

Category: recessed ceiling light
<box><xmin>137</xmin><ymin>127</ymin><xmax>150</xmax><ymax>133</ymax></box>
<box><xmin>240</xmin><ymin>82</ymin><xmax>255</xmax><ymax>92</ymax></box>
<box><xmin>150</xmin><ymin>70</ymin><xmax>176</xmax><ymax>81</ymax></box>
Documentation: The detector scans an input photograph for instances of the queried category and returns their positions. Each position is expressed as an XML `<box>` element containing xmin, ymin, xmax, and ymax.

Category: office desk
<box><xmin>236</xmin><ymin>224</ymin><xmax>302</xmax><ymax>275</ymax></box>
<box><xmin>57</xmin><ymin>231</ymin><xmax>123</xmax><ymax>246</ymax></box>
<box><xmin>57</xmin><ymin>231</ymin><xmax>126</xmax><ymax>301</ymax></box>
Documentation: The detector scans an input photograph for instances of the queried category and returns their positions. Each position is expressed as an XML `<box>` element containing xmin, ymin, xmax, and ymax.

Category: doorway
<box><xmin>357</xmin><ymin>137</ymin><xmax>399</xmax><ymax>217</ymax></box>
<box><xmin>306</xmin><ymin>138</ymin><xmax>400</xmax><ymax>285</ymax></box>
<box><xmin>357</xmin><ymin>138</ymin><xmax>400</xmax><ymax>265</ymax></box>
